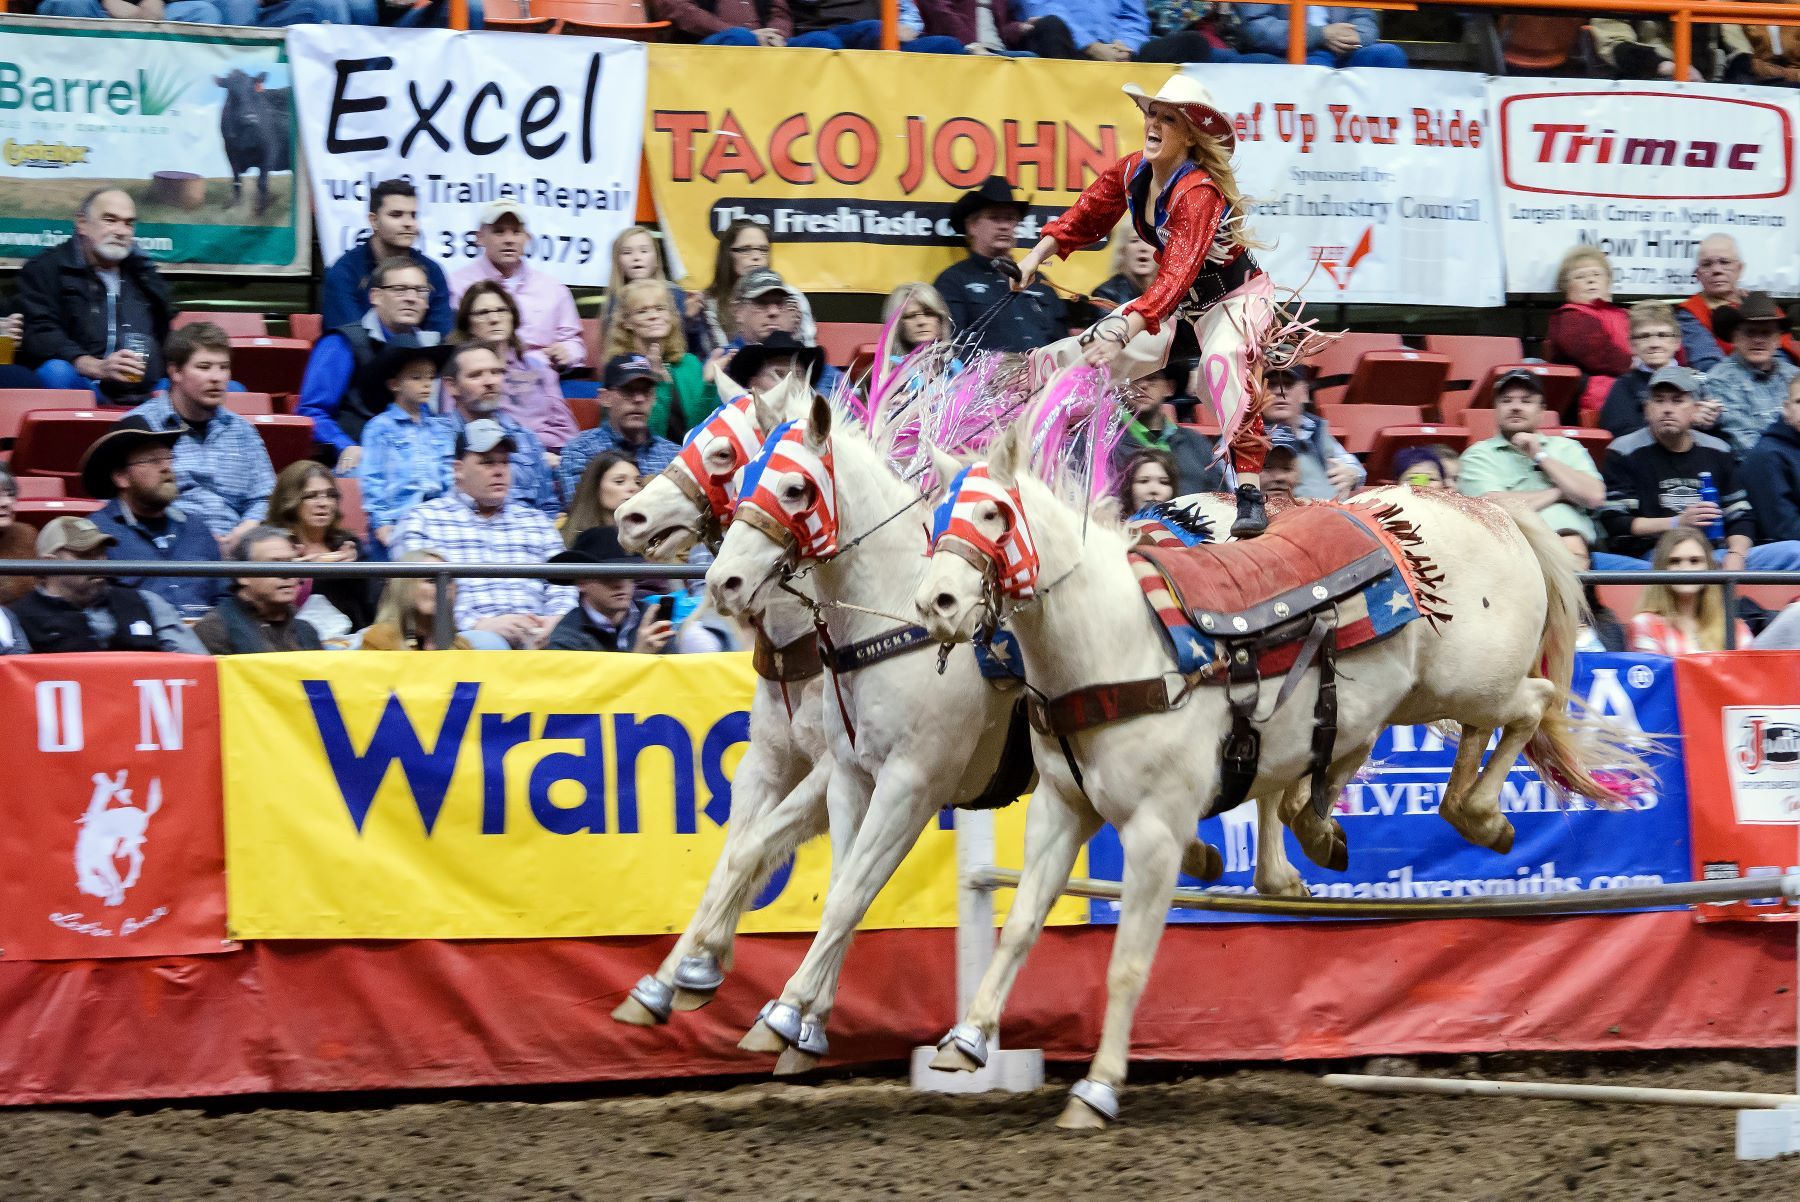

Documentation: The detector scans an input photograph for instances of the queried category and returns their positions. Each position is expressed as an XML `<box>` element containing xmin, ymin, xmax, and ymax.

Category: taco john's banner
<box><xmin>219</xmin><ymin>652</ymin><xmax>1080</xmax><ymax>940</ymax></box>
<box><xmin>644</xmin><ymin>51</ymin><xmax>1500</xmax><ymax>306</ymax></box>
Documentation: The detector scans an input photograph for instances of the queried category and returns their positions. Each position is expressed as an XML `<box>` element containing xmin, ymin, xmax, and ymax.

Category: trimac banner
<box><xmin>289</xmin><ymin>27</ymin><xmax>646</xmax><ymax>288</ymax></box>
<box><xmin>0</xmin><ymin>656</ymin><xmax>229</xmax><ymax>961</ymax></box>
<box><xmin>0</xmin><ymin>18</ymin><xmax>307</xmax><ymax>272</ymax></box>
<box><xmin>645</xmin><ymin>51</ymin><xmax>1499</xmax><ymax>306</ymax></box>
<box><xmin>219</xmin><ymin>653</ymin><xmax>1080</xmax><ymax>939</ymax></box>
<box><xmin>1087</xmin><ymin>653</ymin><xmax>1692</xmax><ymax>924</ymax></box>
<box><xmin>1677</xmin><ymin>652</ymin><xmax>1800</xmax><ymax>923</ymax></box>
<box><xmin>1491</xmin><ymin>79</ymin><xmax>1800</xmax><ymax>296</ymax></box>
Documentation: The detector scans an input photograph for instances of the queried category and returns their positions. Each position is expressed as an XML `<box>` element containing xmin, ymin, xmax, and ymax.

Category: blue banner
<box><xmin>1085</xmin><ymin>653</ymin><xmax>1691</xmax><ymax>924</ymax></box>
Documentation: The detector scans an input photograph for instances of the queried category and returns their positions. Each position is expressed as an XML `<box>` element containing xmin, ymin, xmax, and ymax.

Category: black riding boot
<box><xmin>1231</xmin><ymin>483</ymin><xmax>1268</xmax><ymax>539</ymax></box>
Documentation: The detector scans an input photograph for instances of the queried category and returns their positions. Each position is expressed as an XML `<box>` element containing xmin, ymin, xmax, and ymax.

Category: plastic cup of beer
<box><xmin>120</xmin><ymin>332</ymin><xmax>150</xmax><ymax>384</ymax></box>
<box><xmin>0</xmin><ymin>334</ymin><xmax>13</xmax><ymax>366</ymax></box>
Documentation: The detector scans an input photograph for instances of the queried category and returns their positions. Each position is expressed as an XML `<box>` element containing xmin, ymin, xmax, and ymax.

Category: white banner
<box><xmin>1202</xmin><ymin>65</ymin><xmax>1501</xmax><ymax>307</ymax></box>
<box><xmin>1723</xmin><ymin>706</ymin><xmax>1800</xmax><ymax>825</ymax></box>
<box><xmin>1491</xmin><ymin>80</ymin><xmax>1800</xmax><ymax>296</ymax></box>
<box><xmin>289</xmin><ymin>27</ymin><xmax>646</xmax><ymax>289</ymax></box>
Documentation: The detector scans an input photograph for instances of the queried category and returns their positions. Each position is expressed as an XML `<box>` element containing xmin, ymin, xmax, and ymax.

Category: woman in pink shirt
<box><xmin>454</xmin><ymin>282</ymin><xmax>579</xmax><ymax>451</ymax></box>
<box><xmin>1629</xmin><ymin>527</ymin><xmax>1752</xmax><ymax>654</ymax></box>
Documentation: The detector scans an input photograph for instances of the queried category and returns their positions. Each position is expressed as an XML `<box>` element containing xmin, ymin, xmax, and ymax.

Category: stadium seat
<box><xmin>335</xmin><ymin>474</ymin><xmax>369</xmax><ymax>538</ymax></box>
<box><xmin>173</xmin><ymin>311</ymin><xmax>267</xmax><ymax>337</ymax></box>
<box><xmin>1500</xmin><ymin>15</ymin><xmax>1584</xmax><ymax>72</ymax></box>
<box><xmin>1741</xmin><ymin>584</ymin><xmax>1800</xmax><ymax>613</ymax></box>
<box><xmin>1338</xmin><ymin>350</ymin><xmax>1452</xmax><ymax>413</ymax></box>
<box><xmin>246</xmin><ymin>414</ymin><xmax>316</xmax><ymax>474</ymax></box>
<box><xmin>225</xmin><ymin>392</ymin><xmax>276</xmax><ymax>417</ymax></box>
<box><xmin>1546</xmin><ymin>425</ymin><xmax>1613</xmax><ymax>463</ymax></box>
<box><xmin>1595</xmin><ymin>585</ymin><xmax>1642</xmax><ymax>619</ymax></box>
<box><xmin>1421</xmin><ymin>334</ymin><xmax>1524</xmax><ymax>415</ymax></box>
<box><xmin>566</xmin><ymin>394</ymin><xmax>602</xmax><ymax>431</ymax></box>
<box><xmin>1364</xmin><ymin>425</ymin><xmax>1471</xmax><ymax>483</ymax></box>
<box><xmin>560</xmin><ymin>15</ymin><xmax>668</xmax><ymax>38</ymax></box>
<box><xmin>1454</xmin><ymin>363</ymin><xmax>1582</xmax><ymax>422</ymax></box>
<box><xmin>487</xmin><ymin>14</ymin><xmax>562</xmax><ymax>30</ymax></box>
<box><xmin>11</xmin><ymin>411</ymin><xmax>122</xmax><ymax>495</ymax></box>
<box><xmin>1305</xmin><ymin>331</ymin><xmax>1404</xmax><ymax>405</ymax></box>
<box><xmin>288</xmin><ymin>313</ymin><xmax>324</xmax><ymax>344</ymax></box>
<box><xmin>846</xmin><ymin>344</ymin><xmax>879</xmax><ymax>389</ymax></box>
<box><xmin>228</xmin><ymin>337</ymin><xmax>312</xmax><ymax>398</ymax></box>
<box><xmin>1315</xmin><ymin>403</ymin><xmax>1427</xmax><ymax>455</ymax></box>
<box><xmin>815</xmin><ymin>322</ymin><xmax>882</xmax><ymax>368</ymax></box>
<box><xmin>14</xmin><ymin>477</ymin><xmax>65</xmax><ymax>499</ymax></box>
<box><xmin>541</xmin><ymin>0</ymin><xmax>669</xmax><ymax>39</ymax></box>
<box><xmin>0</xmin><ymin>389</ymin><xmax>95</xmax><ymax>443</ymax></box>
<box><xmin>12</xmin><ymin>497</ymin><xmax>104</xmax><ymax>529</ymax></box>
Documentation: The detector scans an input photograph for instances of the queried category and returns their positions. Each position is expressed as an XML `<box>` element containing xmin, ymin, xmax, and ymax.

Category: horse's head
<box><xmin>916</xmin><ymin>423</ymin><xmax>1039</xmax><ymax>644</ymax></box>
<box><xmin>707</xmin><ymin>387</ymin><xmax>839</xmax><ymax>618</ymax></box>
<box><xmin>617</xmin><ymin>375</ymin><xmax>759</xmax><ymax>561</ymax></box>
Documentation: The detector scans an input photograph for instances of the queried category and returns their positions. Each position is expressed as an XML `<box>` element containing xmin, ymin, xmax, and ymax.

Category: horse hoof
<box><xmin>1488</xmin><ymin>820</ymin><xmax>1515</xmax><ymax>856</ymax></box>
<box><xmin>773</xmin><ymin>1047</ymin><xmax>821</xmax><ymax>1076</ymax></box>
<box><xmin>739</xmin><ymin>1018</ymin><xmax>788</xmax><ymax>1054</ymax></box>
<box><xmin>1326</xmin><ymin>822</ymin><xmax>1350</xmax><ymax>872</ymax></box>
<box><xmin>612</xmin><ymin>975</ymin><xmax>673</xmax><ymax>1026</ymax></box>
<box><xmin>671</xmin><ymin>987</ymin><xmax>716</xmax><ymax>1012</ymax></box>
<box><xmin>673</xmin><ymin>952</ymin><xmax>725</xmax><ymax>994</ymax></box>
<box><xmin>610</xmin><ymin>995</ymin><xmax>664</xmax><ymax>1027</ymax></box>
<box><xmin>929</xmin><ymin>1043</ymin><xmax>984</xmax><ymax>1073</ymax></box>
<box><xmin>1182</xmin><ymin>839</ymin><xmax>1224</xmax><ymax>882</ymax></box>
<box><xmin>1056</xmin><ymin>1080</ymin><xmax>1119</xmax><ymax>1131</ymax></box>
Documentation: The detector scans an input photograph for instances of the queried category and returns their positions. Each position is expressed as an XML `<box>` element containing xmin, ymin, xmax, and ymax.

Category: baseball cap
<box><xmin>731</xmin><ymin>268</ymin><xmax>796</xmax><ymax>303</ymax></box>
<box><xmin>37</xmin><ymin>515</ymin><xmax>117</xmax><ymax>557</ymax></box>
<box><xmin>604</xmin><ymin>353</ymin><xmax>658</xmax><ymax>391</ymax></box>
<box><xmin>1493</xmin><ymin>367</ymin><xmax>1545</xmax><ymax>397</ymax></box>
<box><xmin>455</xmin><ymin>417</ymin><xmax>518</xmax><ymax>457</ymax></box>
<box><xmin>477</xmin><ymin>200</ymin><xmax>528</xmax><ymax>227</ymax></box>
<box><xmin>1647</xmin><ymin>365</ymin><xmax>1703</xmax><ymax>395</ymax></box>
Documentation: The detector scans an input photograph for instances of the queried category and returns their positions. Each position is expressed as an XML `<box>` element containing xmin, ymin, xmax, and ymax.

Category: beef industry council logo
<box><xmin>1310</xmin><ymin>226</ymin><xmax>1373</xmax><ymax>290</ymax></box>
<box><xmin>1724</xmin><ymin>707</ymin><xmax>1800</xmax><ymax>823</ymax></box>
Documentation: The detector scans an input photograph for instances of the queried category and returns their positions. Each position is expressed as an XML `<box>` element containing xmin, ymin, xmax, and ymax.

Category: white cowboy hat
<box><xmin>1122</xmin><ymin>74</ymin><xmax>1236</xmax><ymax>152</ymax></box>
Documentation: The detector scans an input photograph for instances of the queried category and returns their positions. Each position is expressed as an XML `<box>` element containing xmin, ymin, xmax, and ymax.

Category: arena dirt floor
<box><xmin>4</xmin><ymin>1051</ymin><xmax>1797</xmax><ymax>1200</ymax></box>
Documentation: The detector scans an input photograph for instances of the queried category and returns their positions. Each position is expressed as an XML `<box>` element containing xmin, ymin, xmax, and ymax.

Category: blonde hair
<box><xmin>605</xmin><ymin>277</ymin><xmax>687</xmax><ymax>363</ymax></box>
<box><xmin>1556</xmin><ymin>245</ymin><xmax>1611</xmax><ymax>296</ymax></box>
<box><xmin>610</xmin><ymin>225</ymin><xmax>667</xmax><ymax>285</ymax></box>
<box><xmin>373</xmin><ymin>549</ymin><xmax>449</xmax><ymax>647</ymax></box>
<box><xmin>1627</xmin><ymin>300</ymin><xmax>1678</xmax><ymax>335</ymax></box>
<box><xmin>1186</xmin><ymin>128</ymin><xmax>1258</xmax><ymax>253</ymax></box>
<box><xmin>1637</xmin><ymin>527</ymin><xmax>1731</xmax><ymax>651</ymax></box>
<box><xmin>1109</xmin><ymin>219</ymin><xmax>1152</xmax><ymax>281</ymax></box>
<box><xmin>880</xmin><ymin>283</ymin><xmax>953</xmax><ymax>350</ymax></box>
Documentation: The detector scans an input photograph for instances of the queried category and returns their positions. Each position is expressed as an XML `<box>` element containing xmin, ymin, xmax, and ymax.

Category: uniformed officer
<box><xmin>932</xmin><ymin>177</ymin><xmax>1069</xmax><ymax>355</ymax></box>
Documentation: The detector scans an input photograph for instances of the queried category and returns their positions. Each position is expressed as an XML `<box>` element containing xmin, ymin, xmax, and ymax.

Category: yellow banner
<box><xmin>645</xmin><ymin>46</ymin><xmax>1170</xmax><ymax>296</ymax></box>
<box><xmin>221</xmin><ymin>652</ymin><xmax>1081</xmax><ymax>939</ymax></box>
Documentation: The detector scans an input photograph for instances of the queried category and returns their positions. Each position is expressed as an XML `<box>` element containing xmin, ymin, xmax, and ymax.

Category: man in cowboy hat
<box><xmin>1705</xmin><ymin>291</ymin><xmax>1800</xmax><ymax>457</ymax></box>
<box><xmin>83</xmin><ymin>415</ymin><xmax>227</xmax><ymax>612</ymax></box>
<box><xmin>354</xmin><ymin>341</ymin><xmax>456</xmax><ymax>546</ymax></box>
<box><xmin>544</xmin><ymin>526</ymin><xmax>724</xmax><ymax>654</ymax></box>
<box><xmin>933</xmin><ymin>176</ymin><xmax>1068</xmax><ymax>354</ymax></box>
<box><xmin>726</xmin><ymin>330</ymin><xmax>827</xmax><ymax>396</ymax></box>
<box><xmin>6</xmin><ymin>516</ymin><xmax>205</xmax><ymax>655</ymax></box>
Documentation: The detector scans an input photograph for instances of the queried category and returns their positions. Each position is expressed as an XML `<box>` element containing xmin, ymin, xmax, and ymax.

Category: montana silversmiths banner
<box><xmin>0</xmin><ymin>17</ymin><xmax>307</xmax><ymax>272</ymax></box>
<box><xmin>220</xmin><ymin>653</ymin><xmax>1080</xmax><ymax>939</ymax></box>
<box><xmin>1491</xmin><ymin>79</ymin><xmax>1800</xmax><ymax>295</ymax></box>
<box><xmin>289</xmin><ymin>26</ymin><xmax>645</xmax><ymax>289</ymax></box>
<box><xmin>645</xmin><ymin>50</ymin><xmax>1499</xmax><ymax>305</ymax></box>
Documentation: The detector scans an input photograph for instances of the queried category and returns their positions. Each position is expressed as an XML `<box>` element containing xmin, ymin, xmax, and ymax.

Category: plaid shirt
<box><xmin>357</xmin><ymin>403</ymin><xmax>455</xmax><ymax>531</ymax></box>
<box><xmin>556</xmin><ymin>423</ymin><xmax>679</xmax><ymax>502</ymax></box>
<box><xmin>441</xmin><ymin>408</ymin><xmax>561</xmax><ymax>516</ymax></box>
<box><xmin>129</xmin><ymin>394</ymin><xmax>275</xmax><ymax>537</ymax></box>
<box><xmin>1706</xmin><ymin>354</ymin><xmax>1800</xmax><ymax>457</ymax></box>
<box><xmin>391</xmin><ymin>491</ymin><xmax>575</xmax><ymax>625</ymax></box>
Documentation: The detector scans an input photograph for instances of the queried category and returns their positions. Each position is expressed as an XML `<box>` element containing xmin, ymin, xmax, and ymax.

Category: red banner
<box><xmin>1677</xmin><ymin>652</ymin><xmax>1800</xmax><ymax>923</ymax></box>
<box><xmin>0</xmin><ymin>655</ymin><xmax>230</xmax><ymax>960</ymax></box>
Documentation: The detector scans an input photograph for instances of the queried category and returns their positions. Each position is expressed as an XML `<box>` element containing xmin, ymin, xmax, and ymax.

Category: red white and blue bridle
<box><xmin>929</xmin><ymin>463</ymin><xmax>1041</xmax><ymax>600</ymax></box>
<box><xmin>732</xmin><ymin>419</ymin><xmax>840</xmax><ymax>561</ymax></box>
<box><xmin>663</xmin><ymin>393</ymin><xmax>764</xmax><ymax>544</ymax></box>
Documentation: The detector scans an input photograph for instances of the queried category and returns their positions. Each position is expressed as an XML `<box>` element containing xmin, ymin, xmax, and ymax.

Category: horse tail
<box><xmin>1511</xmin><ymin>505</ymin><xmax>1651</xmax><ymax>807</ymax></box>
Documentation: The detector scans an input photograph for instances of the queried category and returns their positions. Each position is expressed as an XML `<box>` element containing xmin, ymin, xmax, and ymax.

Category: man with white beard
<box><xmin>17</xmin><ymin>189</ymin><xmax>175</xmax><ymax>404</ymax></box>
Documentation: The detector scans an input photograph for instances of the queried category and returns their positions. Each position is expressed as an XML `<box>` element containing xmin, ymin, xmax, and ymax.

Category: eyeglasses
<box><xmin>378</xmin><ymin>285</ymin><xmax>431</xmax><ymax>297</ymax></box>
<box><xmin>127</xmin><ymin>453</ymin><xmax>175</xmax><ymax>469</ymax></box>
<box><xmin>467</xmin><ymin>306</ymin><xmax>511</xmax><ymax>319</ymax></box>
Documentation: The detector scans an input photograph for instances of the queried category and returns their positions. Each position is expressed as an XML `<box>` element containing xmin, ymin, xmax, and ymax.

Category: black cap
<box><xmin>1494</xmin><ymin>367</ymin><xmax>1545</xmax><ymax>397</ymax></box>
<box><xmin>604</xmin><ymin>353</ymin><xmax>658</xmax><ymax>391</ymax></box>
<box><xmin>78</xmin><ymin>414</ymin><xmax>186</xmax><ymax>499</ymax></box>
<box><xmin>549</xmin><ymin>524</ymin><xmax>643</xmax><ymax>567</ymax></box>
<box><xmin>950</xmin><ymin>176</ymin><xmax>1030</xmax><ymax>234</ymax></box>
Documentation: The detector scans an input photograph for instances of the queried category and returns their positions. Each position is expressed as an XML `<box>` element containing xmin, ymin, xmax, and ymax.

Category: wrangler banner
<box><xmin>645</xmin><ymin>52</ymin><xmax>1499</xmax><ymax>306</ymax></box>
<box><xmin>0</xmin><ymin>18</ymin><xmax>307</xmax><ymax>272</ymax></box>
<box><xmin>1490</xmin><ymin>79</ymin><xmax>1800</xmax><ymax>296</ymax></box>
<box><xmin>0</xmin><ymin>656</ymin><xmax>229</xmax><ymax>961</ymax></box>
<box><xmin>1676</xmin><ymin>651</ymin><xmax>1800</xmax><ymax>923</ymax></box>
<box><xmin>1087</xmin><ymin>653</ymin><xmax>1693</xmax><ymax>924</ymax></box>
<box><xmin>220</xmin><ymin>653</ymin><xmax>1077</xmax><ymax>939</ymax></box>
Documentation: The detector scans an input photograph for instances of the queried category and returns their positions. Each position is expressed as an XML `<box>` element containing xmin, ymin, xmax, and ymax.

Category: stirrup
<box><xmin>1230</xmin><ymin>484</ymin><xmax>1268</xmax><ymax>539</ymax></box>
<box><xmin>673</xmin><ymin>952</ymin><xmax>725</xmax><ymax>993</ymax></box>
<box><xmin>1068</xmin><ymin>1078</ymin><xmax>1120</xmax><ymax>1121</ymax></box>
<box><xmin>627</xmin><ymin>975</ymin><xmax>675</xmax><ymax>1023</ymax></box>
<box><xmin>936</xmin><ymin>1023</ymin><xmax>990</xmax><ymax>1068</ymax></box>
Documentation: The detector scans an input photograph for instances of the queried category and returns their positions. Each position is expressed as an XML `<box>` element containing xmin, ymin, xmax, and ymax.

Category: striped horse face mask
<box><xmin>673</xmin><ymin>394</ymin><xmax>763</xmax><ymax>521</ymax></box>
<box><xmin>732</xmin><ymin>417</ymin><xmax>840</xmax><ymax>563</ymax></box>
<box><xmin>928</xmin><ymin>462</ymin><xmax>1041</xmax><ymax>601</ymax></box>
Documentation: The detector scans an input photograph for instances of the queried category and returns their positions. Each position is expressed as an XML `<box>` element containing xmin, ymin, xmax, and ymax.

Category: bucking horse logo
<box><xmin>74</xmin><ymin>770</ymin><xmax>162</xmax><ymax>908</ymax></box>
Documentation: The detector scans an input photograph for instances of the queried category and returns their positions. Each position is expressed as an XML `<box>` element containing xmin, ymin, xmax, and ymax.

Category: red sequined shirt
<box><xmin>1041</xmin><ymin>151</ymin><xmax>1241</xmax><ymax>336</ymax></box>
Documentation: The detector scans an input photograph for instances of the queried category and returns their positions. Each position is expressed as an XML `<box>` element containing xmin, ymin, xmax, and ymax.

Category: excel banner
<box><xmin>645</xmin><ymin>51</ymin><xmax>1499</xmax><ymax>305</ymax></box>
<box><xmin>1087</xmin><ymin>653</ymin><xmax>1692</xmax><ymax>924</ymax></box>
<box><xmin>220</xmin><ymin>653</ymin><xmax>1076</xmax><ymax>939</ymax></box>
<box><xmin>0</xmin><ymin>17</ymin><xmax>307</xmax><ymax>272</ymax></box>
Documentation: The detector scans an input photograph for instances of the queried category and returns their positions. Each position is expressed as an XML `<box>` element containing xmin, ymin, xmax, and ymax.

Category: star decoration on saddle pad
<box><xmin>1386</xmin><ymin>591</ymin><xmax>1414</xmax><ymax>615</ymax></box>
<box><xmin>1185</xmin><ymin>633</ymin><xmax>1207</xmax><ymax>659</ymax></box>
<box><xmin>989</xmin><ymin>638</ymin><xmax>1012</xmax><ymax>664</ymax></box>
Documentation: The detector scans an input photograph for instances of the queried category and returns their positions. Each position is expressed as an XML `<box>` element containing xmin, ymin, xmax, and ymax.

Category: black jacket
<box><xmin>1742</xmin><ymin>419</ymin><xmax>1800</xmax><ymax>544</ymax></box>
<box><xmin>17</xmin><ymin>238</ymin><xmax>174</xmax><ymax>397</ymax></box>
<box><xmin>933</xmin><ymin>254</ymin><xmax>1068</xmax><ymax>355</ymax></box>
<box><xmin>8</xmin><ymin>586</ymin><xmax>161</xmax><ymax>653</ymax></box>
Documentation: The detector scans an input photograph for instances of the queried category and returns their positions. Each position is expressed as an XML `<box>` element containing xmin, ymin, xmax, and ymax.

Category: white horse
<box><xmin>610</xmin><ymin>385</ymin><xmax>834</xmax><ymax>1026</ymax></box>
<box><xmin>914</xmin><ymin>424</ymin><xmax>1639</xmax><ymax>1129</ymax></box>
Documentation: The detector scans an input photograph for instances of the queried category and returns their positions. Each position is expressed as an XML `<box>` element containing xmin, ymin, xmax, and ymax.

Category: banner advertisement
<box><xmin>644</xmin><ymin>51</ymin><xmax>1498</xmax><ymax>306</ymax></box>
<box><xmin>0</xmin><ymin>656</ymin><xmax>229</xmax><ymax>961</ymax></box>
<box><xmin>1490</xmin><ymin>79</ymin><xmax>1800</xmax><ymax>296</ymax></box>
<box><xmin>1087</xmin><ymin>653</ymin><xmax>1692</xmax><ymax>924</ymax></box>
<box><xmin>289</xmin><ymin>27</ymin><xmax>646</xmax><ymax>289</ymax></box>
<box><xmin>1677</xmin><ymin>652</ymin><xmax>1800</xmax><ymax>923</ymax></box>
<box><xmin>220</xmin><ymin>653</ymin><xmax>1079</xmax><ymax>939</ymax></box>
<box><xmin>0</xmin><ymin>18</ymin><xmax>307</xmax><ymax>272</ymax></box>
